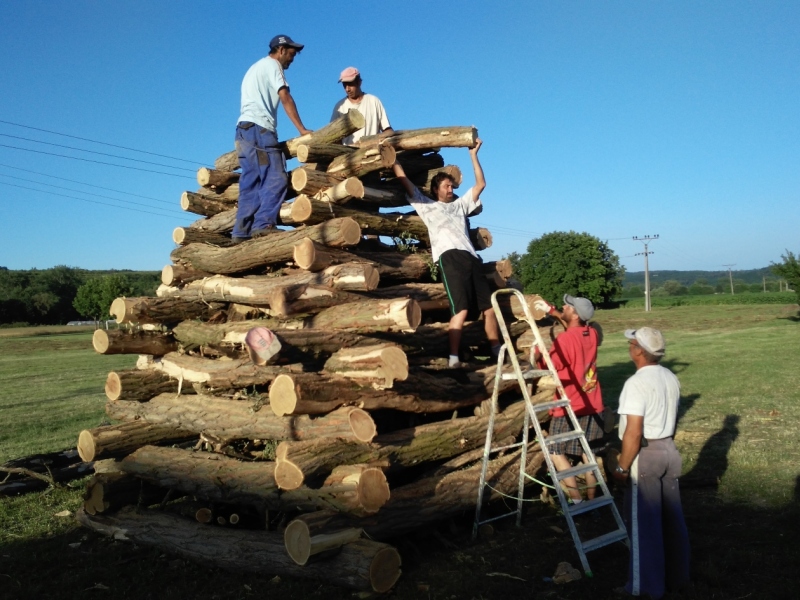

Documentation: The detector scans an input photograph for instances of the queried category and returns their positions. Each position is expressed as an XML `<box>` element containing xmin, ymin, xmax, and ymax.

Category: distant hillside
<box><xmin>624</xmin><ymin>267</ymin><xmax>777</xmax><ymax>287</ymax></box>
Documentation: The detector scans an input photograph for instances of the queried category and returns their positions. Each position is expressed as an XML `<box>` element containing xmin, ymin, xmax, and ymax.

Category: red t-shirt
<box><xmin>539</xmin><ymin>325</ymin><xmax>603</xmax><ymax>417</ymax></box>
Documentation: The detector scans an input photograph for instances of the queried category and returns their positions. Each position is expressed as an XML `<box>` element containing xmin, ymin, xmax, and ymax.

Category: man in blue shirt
<box><xmin>233</xmin><ymin>35</ymin><xmax>312</xmax><ymax>242</ymax></box>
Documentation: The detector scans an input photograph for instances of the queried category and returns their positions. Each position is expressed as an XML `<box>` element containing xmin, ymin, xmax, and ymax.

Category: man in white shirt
<box><xmin>233</xmin><ymin>35</ymin><xmax>312</xmax><ymax>242</ymax></box>
<box><xmin>391</xmin><ymin>139</ymin><xmax>500</xmax><ymax>367</ymax></box>
<box><xmin>330</xmin><ymin>67</ymin><xmax>392</xmax><ymax>146</ymax></box>
<box><xmin>612</xmin><ymin>327</ymin><xmax>690</xmax><ymax>599</ymax></box>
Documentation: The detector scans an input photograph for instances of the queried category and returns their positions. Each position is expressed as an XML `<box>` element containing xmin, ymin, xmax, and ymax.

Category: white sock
<box><xmin>449</xmin><ymin>355</ymin><xmax>460</xmax><ymax>367</ymax></box>
<box><xmin>571</xmin><ymin>498</ymin><xmax>583</xmax><ymax>504</ymax></box>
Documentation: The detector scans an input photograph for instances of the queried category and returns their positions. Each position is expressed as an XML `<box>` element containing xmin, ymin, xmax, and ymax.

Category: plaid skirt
<box><xmin>548</xmin><ymin>413</ymin><xmax>604</xmax><ymax>456</ymax></box>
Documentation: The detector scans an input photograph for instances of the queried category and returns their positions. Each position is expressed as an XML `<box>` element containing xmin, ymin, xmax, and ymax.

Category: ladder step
<box><xmin>530</xmin><ymin>399</ymin><xmax>571</xmax><ymax>412</ymax></box>
<box><xmin>501</xmin><ymin>369</ymin><xmax>551</xmax><ymax>381</ymax></box>
<box><xmin>581</xmin><ymin>529</ymin><xmax>629</xmax><ymax>553</ymax></box>
<box><xmin>544</xmin><ymin>430</ymin><xmax>585</xmax><ymax>445</ymax></box>
<box><xmin>555</xmin><ymin>461</ymin><xmax>600</xmax><ymax>481</ymax></box>
<box><xmin>568</xmin><ymin>495</ymin><xmax>615</xmax><ymax>516</ymax></box>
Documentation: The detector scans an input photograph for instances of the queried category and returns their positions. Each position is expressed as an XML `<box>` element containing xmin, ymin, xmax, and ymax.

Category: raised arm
<box><xmin>391</xmin><ymin>161</ymin><xmax>417</xmax><ymax>197</ymax></box>
<box><xmin>279</xmin><ymin>87</ymin><xmax>313</xmax><ymax>136</ymax></box>
<box><xmin>469</xmin><ymin>138</ymin><xmax>485</xmax><ymax>199</ymax></box>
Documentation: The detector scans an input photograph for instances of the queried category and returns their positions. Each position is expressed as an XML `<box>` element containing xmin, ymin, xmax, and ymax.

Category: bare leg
<box><xmin>551</xmin><ymin>453</ymin><xmax>582</xmax><ymax>501</ymax></box>
<box><xmin>581</xmin><ymin>453</ymin><xmax>597</xmax><ymax>500</ymax></box>
<box><xmin>482</xmin><ymin>307</ymin><xmax>500</xmax><ymax>347</ymax></box>
<box><xmin>448</xmin><ymin>309</ymin><xmax>469</xmax><ymax>357</ymax></box>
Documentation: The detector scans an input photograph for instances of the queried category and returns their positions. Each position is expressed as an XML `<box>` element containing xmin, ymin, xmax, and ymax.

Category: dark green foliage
<box><xmin>622</xmin><ymin>291</ymin><xmax>796</xmax><ymax>308</ymax></box>
<box><xmin>771</xmin><ymin>250</ymin><xmax>800</xmax><ymax>304</ymax></box>
<box><xmin>517</xmin><ymin>231</ymin><xmax>624</xmax><ymax>304</ymax></box>
<box><xmin>73</xmin><ymin>275</ymin><xmax>134</xmax><ymax>321</ymax></box>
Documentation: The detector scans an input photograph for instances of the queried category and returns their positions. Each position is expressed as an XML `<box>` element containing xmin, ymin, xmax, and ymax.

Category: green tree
<box><xmin>662</xmin><ymin>280</ymin><xmax>688</xmax><ymax>296</ymax></box>
<box><xmin>517</xmin><ymin>231</ymin><xmax>624</xmax><ymax>304</ymax></box>
<box><xmin>503</xmin><ymin>251</ymin><xmax>522</xmax><ymax>278</ymax></box>
<box><xmin>771</xmin><ymin>250</ymin><xmax>800</xmax><ymax>303</ymax></box>
<box><xmin>73</xmin><ymin>275</ymin><xmax>133</xmax><ymax>322</ymax></box>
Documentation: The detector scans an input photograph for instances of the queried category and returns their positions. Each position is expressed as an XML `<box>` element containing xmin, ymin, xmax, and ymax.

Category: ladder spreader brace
<box><xmin>472</xmin><ymin>288</ymin><xmax>628</xmax><ymax>576</ymax></box>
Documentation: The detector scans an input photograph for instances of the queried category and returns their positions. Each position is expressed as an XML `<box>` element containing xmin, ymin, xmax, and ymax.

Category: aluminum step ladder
<box><xmin>472</xmin><ymin>288</ymin><xmax>627</xmax><ymax>576</ymax></box>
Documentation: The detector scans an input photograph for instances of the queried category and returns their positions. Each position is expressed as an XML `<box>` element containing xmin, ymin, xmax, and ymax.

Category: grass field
<box><xmin>1</xmin><ymin>305</ymin><xmax>799</xmax><ymax>599</ymax></box>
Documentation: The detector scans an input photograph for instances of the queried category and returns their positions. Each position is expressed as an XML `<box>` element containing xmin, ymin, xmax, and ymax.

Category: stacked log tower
<box><xmin>76</xmin><ymin>114</ymin><xmax>559</xmax><ymax>593</ymax></box>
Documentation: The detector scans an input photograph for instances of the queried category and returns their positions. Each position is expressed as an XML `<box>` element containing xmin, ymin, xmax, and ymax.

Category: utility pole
<box><xmin>723</xmin><ymin>264</ymin><xmax>736</xmax><ymax>295</ymax></box>
<box><xmin>634</xmin><ymin>235</ymin><xmax>659</xmax><ymax>312</ymax></box>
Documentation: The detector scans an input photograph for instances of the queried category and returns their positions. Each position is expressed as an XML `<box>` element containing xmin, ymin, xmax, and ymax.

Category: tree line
<box><xmin>0</xmin><ymin>267</ymin><xmax>160</xmax><ymax>326</ymax></box>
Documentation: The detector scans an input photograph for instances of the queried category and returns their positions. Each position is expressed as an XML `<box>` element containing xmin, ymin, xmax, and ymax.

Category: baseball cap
<box><xmin>244</xmin><ymin>327</ymin><xmax>282</xmax><ymax>366</ymax></box>
<box><xmin>563</xmin><ymin>294</ymin><xmax>594</xmax><ymax>322</ymax></box>
<box><xmin>270</xmin><ymin>34</ymin><xmax>304</xmax><ymax>51</ymax></box>
<box><xmin>624</xmin><ymin>327</ymin><xmax>666</xmax><ymax>357</ymax></box>
<box><xmin>338</xmin><ymin>66</ymin><xmax>360</xmax><ymax>83</ymax></box>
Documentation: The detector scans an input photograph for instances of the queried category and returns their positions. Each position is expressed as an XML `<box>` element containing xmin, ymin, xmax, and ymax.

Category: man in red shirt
<box><xmin>534</xmin><ymin>295</ymin><xmax>604</xmax><ymax>504</ymax></box>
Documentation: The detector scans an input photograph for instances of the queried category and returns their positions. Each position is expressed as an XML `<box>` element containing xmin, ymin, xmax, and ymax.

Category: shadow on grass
<box><xmin>681</xmin><ymin>415</ymin><xmax>740</xmax><ymax>489</ymax></box>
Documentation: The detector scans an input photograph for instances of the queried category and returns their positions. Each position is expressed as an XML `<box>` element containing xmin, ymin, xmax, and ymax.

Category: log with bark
<box><xmin>293</xmin><ymin>239</ymin><xmax>432</xmax><ymax>281</ymax></box>
<box><xmin>284</xmin><ymin>109</ymin><xmax>365</xmax><ymax>156</ymax></box>
<box><xmin>186</xmin><ymin>208</ymin><xmax>236</xmax><ymax>233</ymax></box>
<box><xmin>77</xmin><ymin>420</ymin><xmax>196</xmax><ymax>462</ymax></box>
<box><xmin>197</xmin><ymin>167</ymin><xmax>239</xmax><ymax>191</ymax></box>
<box><xmin>307</xmin><ymin>297</ymin><xmax>421</xmax><ymax>332</ymax></box>
<box><xmin>273</xmin><ymin>400</ymin><xmax>528</xmax><ymax>489</ymax></box>
<box><xmin>92</xmin><ymin>329</ymin><xmax>178</xmax><ymax>356</ymax></box>
<box><xmin>142</xmin><ymin>353</ymin><xmax>303</xmax><ymax>389</ymax></box>
<box><xmin>105</xmin><ymin>393</ymin><xmax>378</xmax><ymax>444</ymax></box>
<box><xmin>326</xmin><ymin>143</ymin><xmax>396</xmax><ymax>179</ymax></box>
<box><xmin>76</xmin><ymin>507</ymin><xmax>402</xmax><ymax>593</ymax></box>
<box><xmin>284</xmin><ymin>522</ymin><xmax>364</xmax><ymax>566</ymax></box>
<box><xmin>160</xmin><ymin>264</ymin><xmax>214</xmax><ymax>286</ymax></box>
<box><xmin>296</xmin><ymin>142</ymin><xmax>354</xmax><ymax>164</ymax></box>
<box><xmin>267</xmin><ymin>284</ymin><xmax>366</xmax><ymax>317</ymax></box>
<box><xmin>83</xmin><ymin>471</ymin><xmax>169</xmax><ymax>515</ymax></box>
<box><xmin>170</xmin><ymin>217</ymin><xmax>362</xmax><ymax>275</ymax></box>
<box><xmin>290</xmin><ymin>166</ymin><xmax>345</xmax><ymax>196</ymax></box>
<box><xmin>171</xmin><ymin>318</ymin><xmax>284</xmax><ymax>349</ymax></box>
<box><xmin>214</xmin><ymin>150</ymin><xmax>239</xmax><ymax>172</ymax></box>
<box><xmin>392</xmin><ymin>150</ymin><xmax>445</xmax><ymax>175</ymax></box>
<box><xmin>470</xmin><ymin>227</ymin><xmax>492</xmax><ymax>250</ymax></box>
<box><xmin>311</xmin><ymin>176</ymin><xmax>364</xmax><ymax>204</ymax></box>
<box><xmin>180</xmin><ymin>191</ymin><xmax>235</xmax><ymax>217</ymax></box>
<box><xmin>172</xmin><ymin>227</ymin><xmax>234</xmax><ymax>247</ymax></box>
<box><xmin>110</xmin><ymin>296</ymin><xmax>226</xmax><ymax>325</ymax></box>
<box><xmin>322</xmin><ymin>343</ymin><xmax>408</xmax><ymax>388</ymax></box>
<box><xmin>196</xmin><ymin>184</ymin><xmax>240</xmax><ymax>202</ymax></box>
<box><xmin>358</xmin><ymin>126</ymin><xmax>477</xmax><ymax>151</ymax></box>
<box><xmin>105</xmin><ymin>369</ymin><xmax>193</xmax><ymax>402</ymax></box>
<box><xmin>0</xmin><ymin>449</ymin><xmax>95</xmax><ymax>496</ymax></box>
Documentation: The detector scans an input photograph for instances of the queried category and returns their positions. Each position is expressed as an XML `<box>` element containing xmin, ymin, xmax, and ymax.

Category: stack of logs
<box><xmin>76</xmin><ymin>113</ymin><xmax>556</xmax><ymax>594</ymax></box>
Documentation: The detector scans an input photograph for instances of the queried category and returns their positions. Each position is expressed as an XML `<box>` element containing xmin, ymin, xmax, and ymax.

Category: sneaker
<box><xmin>231</xmin><ymin>237</ymin><xmax>249</xmax><ymax>245</ymax></box>
<box><xmin>251</xmin><ymin>225</ymin><xmax>277</xmax><ymax>238</ymax></box>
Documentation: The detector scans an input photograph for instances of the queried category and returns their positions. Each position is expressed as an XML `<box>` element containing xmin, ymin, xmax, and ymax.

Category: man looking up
<box><xmin>232</xmin><ymin>35</ymin><xmax>313</xmax><ymax>243</ymax></box>
<box><xmin>330</xmin><ymin>67</ymin><xmax>393</xmax><ymax>146</ymax></box>
<box><xmin>612</xmin><ymin>326</ymin><xmax>690</xmax><ymax>599</ymax></box>
<box><xmin>392</xmin><ymin>139</ymin><xmax>500</xmax><ymax>367</ymax></box>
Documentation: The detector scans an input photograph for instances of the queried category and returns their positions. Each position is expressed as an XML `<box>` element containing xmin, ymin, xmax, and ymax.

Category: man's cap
<box><xmin>625</xmin><ymin>327</ymin><xmax>666</xmax><ymax>357</ymax></box>
<box><xmin>270</xmin><ymin>34</ymin><xmax>304</xmax><ymax>51</ymax></box>
<box><xmin>338</xmin><ymin>66</ymin><xmax>360</xmax><ymax>83</ymax></box>
<box><xmin>563</xmin><ymin>294</ymin><xmax>595</xmax><ymax>322</ymax></box>
<box><xmin>244</xmin><ymin>327</ymin><xmax>282</xmax><ymax>366</ymax></box>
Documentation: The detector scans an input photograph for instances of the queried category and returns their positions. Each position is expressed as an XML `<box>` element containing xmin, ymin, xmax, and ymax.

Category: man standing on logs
<box><xmin>232</xmin><ymin>35</ymin><xmax>313</xmax><ymax>243</ymax></box>
<box><xmin>392</xmin><ymin>139</ymin><xmax>500</xmax><ymax>367</ymax></box>
<box><xmin>612</xmin><ymin>327</ymin><xmax>690</xmax><ymax>599</ymax></box>
<box><xmin>331</xmin><ymin>67</ymin><xmax>393</xmax><ymax>146</ymax></box>
<box><xmin>533</xmin><ymin>295</ymin><xmax>605</xmax><ymax>504</ymax></box>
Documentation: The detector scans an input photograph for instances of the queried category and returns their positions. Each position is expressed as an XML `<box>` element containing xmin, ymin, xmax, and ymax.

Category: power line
<box><xmin>0</xmin><ymin>119</ymin><xmax>205</xmax><ymax>165</ymax></box>
<box><xmin>0</xmin><ymin>143</ymin><xmax>196</xmax><ymax>179</ymax></box>
<box><xmin>0</xmin><ymin>132</ymin><xmax>196</xmax><ymax>173</ymax></box>
<box><xmin>1</xmin><ymin>181</ymin><xmax>187</xmax><ymax>220</ymax></box>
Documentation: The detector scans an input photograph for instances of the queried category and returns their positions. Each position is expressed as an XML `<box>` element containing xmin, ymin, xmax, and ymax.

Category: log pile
<box><xmin>76</xmin><ymin>118</ymin><xmax>559</xmax><ymax>593</ymax></box>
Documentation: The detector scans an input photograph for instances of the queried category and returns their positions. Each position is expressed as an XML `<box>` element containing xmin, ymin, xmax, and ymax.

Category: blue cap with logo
<box><xmin>270</xmin><ymin>34</ymin><xmax>304</xmax><ymax>51</ymax></box>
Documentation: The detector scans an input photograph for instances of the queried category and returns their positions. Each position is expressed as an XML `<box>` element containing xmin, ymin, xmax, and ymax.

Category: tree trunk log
<box><xmin>172</xmin><ymin>227</ymin><xmax>234</xmax><ymax>247</ymax></box>
<box><xmin>76</xmin><ymin>507</ymin><xmax>402</xmax><ymax>593</ymax></box>
<box><xmin>326</xmin><ymin>144</ymin><xmax>396</xmax><ymax>179</ymax></box>
<box><xmin>196</xmin><ymin>184</ymin><xmax>239</xmax><ymax>202</ymax></box>
<box><xmin>290</xmin><ymin>166</ymin><xmax>345</xmax><ymax>195</ymax></box>
<box><xmin>470</xmin><ymin>227</ymin><xmax>492</xmax><ymax>250</ymax></box>
<box><xmin>197</xmin><ymin>167</ymin><xmax>239</xmax><ymax>191</ymax></box>
<box><xmin>308</xmin><ymin>298</ymin><xmax>421</xmax><ymax>332</ymax></box>
<box><xmin>273</xmin><ymin>400</ymin><xmax>528</xmax><ymax>489</ymax></box>
<box><xmin>77</xmin><ymin>420</ymin><xmax>195</xmax><ymax>462</ymax></box>
<box><xmin>181</xmin><ymin>191</ymin><xmax>234</xmax><ymax>217</ymax></box>
<box><xmin>358</xmin><ymin>126</ymin><xmax>477</xmax><ymax>151</ymax></box>
<box><xmin>187</xmin><ymin>209</ymin><xmax>236</xmax><ymax>234</ymax></box>
<box><xmin>92</xmin><ymin>329</ymin><xmax>177</xmax><ymax>356</ymax></box>
<box><xmin>296</xmin><ymin>142</ymin><xmax>354</xmax><ymax>164</ymax></box>
<box><xmin>83</xmin><ymin>472</ymin><xmax>168</xmax><ymax>515</ymax></box>
<box><xmin>110</xmin><ymin>296</ymin><xmax>226</xmax><ymax>325</ymax></box>
<box><xmin>268</xmin><ymin>284</ymin><xmax>366</xmax><ymax>317</ymax></box>
<box><xmin>322</xmin><ymin>343</ymin><xmax>408</xmax><ymax>388</ymax></box>
<box><xmin>284</xmin><ymin>522</ymin><xmax>364</xmax><ymax>566</ymax></box>
<box><xmin>392</xmin><ymin>150</ymin><xmax>445</xmax><ymax>175</ymax></box>
<box><xmin>144</xmin><ymin>352</ymin><xmax>302</xmax><ymax>389</ymax></box>
<box><xmin>214</xmin><ymin>150</ymin><xmax>239</xmax><ymax>172</ymax></box>
<box><xmin>170</xmin><ymin>217</ymin><xmax>362</xmax><ymax>275</ymax></box>
<box><xmin>312</xmin><ymin>176</ymin><xmax>364</xmax><ymax>204</ymax></box>
<box><xmin>359</xmin><ymin>184</ymin><xmax>408</xmax><ymax>208</ymax></box>
<box><xmin>171</xmin><ymin>319</ymin><xmax>283</xmax><ymax>349</ymax></box>
<box><xmin>284</xmin><ymin>109</ymin><xmax>366</xmax><ymax>156</ymax></box>
<box><xmin>161</xmin><ymin>264</ymin><xmax>214</xmax><ymax>286</ymax></box>
<box><xmin>105</xmin><ymin>369</ymin><xmax>191</xmax><ymax>402</ymax></box>
<box><xmin>293</xmin><ymin>239</ymin><xmax>432</xmax><ymax>281</ymax></box>
<box><xmin>106</xmin><ymin>393</ymin><xmax>377</xmax><ymax>443</ymax></box>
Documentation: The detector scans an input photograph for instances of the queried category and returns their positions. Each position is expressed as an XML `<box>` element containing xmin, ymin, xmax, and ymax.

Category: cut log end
<box><xmin>339</xmin><ymin>218</ymin><xmax>362</xmax><ymax>246</ymax></box>
<box><xmin>105</xmin><ymin>372</ymin><xmax>122</xmax><ymax>401</ymax></box>
<box><xmin>269</xmin><ymin>373</ymin><xmax>297</xmax><ymax>417</ymax></box>
<box><xmin>77</xmin><ymin>430</ymin><xmax>97</xmax><ymax>462</ymax></box>
<box><xmin>344</xmin><ymin>177</ymin><xmax>364</xmax><ymax>199</ymax></box>
<box><xmin>110</xmin><ymin>297</ymin><xmax>127</xmax><ymax>322</ymax></box>
<box><xmin>358</xmin><ymin>468</ymin><xmax>391</xmax><ymax>513</ymax></box>
<box><xmin>370</xmin><ymin>547</ymin><xmax>403</xmax><ymax>593</ymax></box>
<box><xmin>92</xmin><ymin>329</ymin><xmax>110</xmax><ymax>354</ymax></box>
<box><xmin>348</xmin><ymin>409</ymin><xmax>377</xmax><ymax>443</ymax></box>
<box><xmin>284</xmin><ymin>520</ymin><xmax>312</xmax><ymax>565</ymax></box>
<box><xmin>161</xmin><ymin>265</ymin><xmax>175</xmax><ymax>286</ymax></box>
<box><xmin>381</xmin><ymin>346</ymin><xmax>409</xmax><ymax>381</ymax></box>
<box><xmin>274</xmin><ymin>458</ymin><xmax>304</xmax><ymax>491</ymax></box>
<box><xmin>195</xmin><ymin>507</ymin><xmax>213</xmax><ymax>524</ymax></box>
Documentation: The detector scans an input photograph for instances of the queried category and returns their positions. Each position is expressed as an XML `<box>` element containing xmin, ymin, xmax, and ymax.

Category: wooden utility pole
<box><xmin>723</xmin><ymin>264</ymin><xmax>736</xmax><ymax>295</ymax></box>
<box><xmin>634</xmin><ymin>235</ymin><xmax>659</xmax><ymax>312</ymax></box>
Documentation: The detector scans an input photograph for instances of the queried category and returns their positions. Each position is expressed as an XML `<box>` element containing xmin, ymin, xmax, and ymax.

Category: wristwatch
<box><xmin>615</xmin><ymin>465</ymin><xmax>629</xmax><ymax>474</ymax></box>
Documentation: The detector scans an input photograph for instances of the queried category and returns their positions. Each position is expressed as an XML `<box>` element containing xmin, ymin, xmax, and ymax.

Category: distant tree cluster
<box><xmin>620</xmin><ymin>274</ymin><xmax>789</xmax><ymax>298</ymax></box>
<box><xmin>0</xmin><ymin>266</ymin><xmax>160</xmax><ymax>326</ymax></box>
<box><xmin>771</xmin><ymin>250</ymin><xmax>800</xmax><ymax>304</ymax></box>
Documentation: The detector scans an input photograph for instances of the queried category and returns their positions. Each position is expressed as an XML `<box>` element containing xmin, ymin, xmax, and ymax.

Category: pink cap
<box><xmin>338</xmin><ymin>66</ymin><xmax>360</xmax><ymax>83</ymax></box>
<box><xmin>244</xmin><ymin>327</ymin><xmax>282</xmax><ymax>366</ymax></box>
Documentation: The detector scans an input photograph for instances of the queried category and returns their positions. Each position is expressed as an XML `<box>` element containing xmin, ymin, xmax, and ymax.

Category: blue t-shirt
<box><xmin>238</xmin><ymin>56</ymin><xmax>288</xmax><ymax>132</ymax></box>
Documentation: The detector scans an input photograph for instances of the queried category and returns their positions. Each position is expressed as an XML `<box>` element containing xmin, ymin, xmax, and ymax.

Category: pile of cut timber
<box><xmin>76</xmin><ymin>116</ymin><xmax>558</xmax><ymax>594</ymax></box>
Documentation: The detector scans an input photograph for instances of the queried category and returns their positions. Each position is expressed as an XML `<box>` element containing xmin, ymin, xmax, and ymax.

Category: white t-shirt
<box><xmin>330</xmin><ymin>94</ymin><xmax>391</xmax><ymax>145</ymax></box>
<box><xmin>407</xmin><ymin>187</ymin><xmax>480</xmax><ymax>262</ymax></box>
<box><xmin>618</xmin><ymin>364</ymin><xmax>681</xmax><ymax>440</ymax></box>
<box><xmin>239</xmin><ymin>56</ymin><xmax>288</xmax><ymax>132</ymax></box>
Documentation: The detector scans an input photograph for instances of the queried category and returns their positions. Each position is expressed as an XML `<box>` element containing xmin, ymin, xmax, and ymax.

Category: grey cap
<box><xmin>625</xmin><ymin>327</ymin><xmax>666</xmax><ymax>357</ymax></box>
<box><xmin>563</xmin><ymin>294</ymin><xmax>595</xmax><ymax>322</ymax></box>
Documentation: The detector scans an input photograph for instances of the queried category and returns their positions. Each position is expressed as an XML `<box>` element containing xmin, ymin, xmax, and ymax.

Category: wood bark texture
<box><xmin>92</xmin><ymin>329</ymin><xmax>178</xmax><ymax>356</ymax></box>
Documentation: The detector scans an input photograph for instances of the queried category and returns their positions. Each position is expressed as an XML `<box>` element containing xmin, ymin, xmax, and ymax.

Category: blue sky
<box><xmin>1</xmin><ymin>1</ymin><xmax>797</xmax><ymax>273</ymax></box>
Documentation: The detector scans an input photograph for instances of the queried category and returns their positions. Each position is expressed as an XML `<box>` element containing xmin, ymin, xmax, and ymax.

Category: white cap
<box><xmin>624</xmin><ymin>327</ymin><xmax>666</xmax><ymax>357</ymax></box>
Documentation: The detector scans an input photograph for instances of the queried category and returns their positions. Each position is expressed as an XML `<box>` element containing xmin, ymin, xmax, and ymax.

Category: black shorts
<box><xmin>438</xmin><ymin>249</ymin><xmax>492</xmax><ymax>317</ymax></box>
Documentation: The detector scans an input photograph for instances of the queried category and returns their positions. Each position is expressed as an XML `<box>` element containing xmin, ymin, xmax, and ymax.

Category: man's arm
<box><xmin>468</xmin><ymin>138</ymin><xmax>485</xmax><ymax>199</ymax></box>
<box><xmin>613</xmin><ymin>414</ymin><xmax>644</xmax><ymax>483</ymax></box>
<box><xmin>279</xmin><ymin>87</ymin><xmax>312</xmax><ymax>136</ymax></box>
<box><xmin>391</xmin><ymin>161</ymin><xmax>417</xmax><ymax>198</ymax></box>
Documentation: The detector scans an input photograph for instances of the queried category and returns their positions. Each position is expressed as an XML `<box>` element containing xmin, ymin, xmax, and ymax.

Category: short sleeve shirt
<box><xmin>543</xmin><ymin>325</ymin><xmax>603</xmax><ymax>417</ymax></box>
<box><xmin>618</xmin><ymin>364</ymin><xmax>681</xmax><ymax>440</ymax></box>
<box><xmin>330</xmin><ymin>94</ymin><xmax>391</xmax><ymax>145</ymax></box>
<box><xmin>239</xmin><ymin>56</ymin><xmax>288</xmax><ymax>132</ymax></box>
<box><xmin>407</xmin><ymin>187</ymin><xmax>480</xmax><ymax>262</ymax></box>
